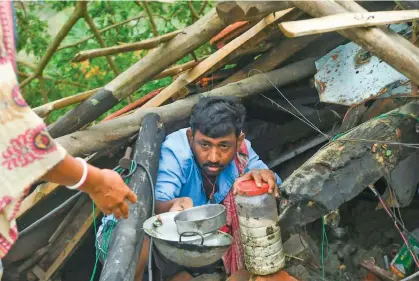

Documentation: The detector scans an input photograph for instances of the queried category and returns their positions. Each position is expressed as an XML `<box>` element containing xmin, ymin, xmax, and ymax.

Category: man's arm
<box><xmin>233</xmin><ymin>140</ymin><xmax>282</xmax><ymax>196</ymax></box>
<box><xmin>154</xmin><ymin>144</ymin><xmax>193</xmax><ymax>214</ymax></box>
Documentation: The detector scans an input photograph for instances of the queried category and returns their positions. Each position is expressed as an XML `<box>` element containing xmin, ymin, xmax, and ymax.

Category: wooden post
<box><xmin>278</xmin><ymin>101</ymin><xmax>419</xmax><ymax>230</ymax></box>
<box><xmin>99</xmin><ymin>113</ymin><xmax>165</xmax><ymax>281</ymax></box>
<box><xmin>216</xmin><ymin>1</ymin><xmax>293</xmax><ymax>24</ymax></box>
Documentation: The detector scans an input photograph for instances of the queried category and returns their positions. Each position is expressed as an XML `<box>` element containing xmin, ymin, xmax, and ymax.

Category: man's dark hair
<box><xmin>190</xmin><ymin>96</ymin><xmax>246</xmax><ymax>138</ymax></box>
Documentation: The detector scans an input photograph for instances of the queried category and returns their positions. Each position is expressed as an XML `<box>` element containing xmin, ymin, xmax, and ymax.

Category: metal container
<box><xmin>143</xmin><ymin>211</ymin><xmax>233</xmax><ymax>268</ymax></box>
<box><xmin>174</xmin><ymin>204</ymin><xmax>227</xmax><ymax>235</ymax></box>
<box><xmin>153</xmin><ymin>231</ymin><xmax>233</xmax><ymax>268</ymax></box>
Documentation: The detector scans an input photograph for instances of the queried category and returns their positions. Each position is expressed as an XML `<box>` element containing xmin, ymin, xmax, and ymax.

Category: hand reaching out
<box><xmin>233</xmin><ymin>169</ymin><xmax>279</xmax><ymax>197</ymax></box>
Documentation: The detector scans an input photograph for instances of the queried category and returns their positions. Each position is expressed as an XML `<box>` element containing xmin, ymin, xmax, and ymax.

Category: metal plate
<box><xmin>314</xmin><ymin>24</ymin><xmax>411</xmax><ymax>106</ymax></box>
<box><xmin>143</xmin><ymin>211</ymin><xmax>212</xmax><ymax>242</ymax></box>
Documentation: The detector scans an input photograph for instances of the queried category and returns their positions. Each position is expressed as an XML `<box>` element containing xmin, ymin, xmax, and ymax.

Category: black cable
<box><xmin>134</xmin><ymin>162</ymin><xmax>155</xmax><ymax>281</ymax></box>
<box><xmin>19</xmin><ymin>191</ymin><xmax>82</xmax><ymax>237</ymax></box>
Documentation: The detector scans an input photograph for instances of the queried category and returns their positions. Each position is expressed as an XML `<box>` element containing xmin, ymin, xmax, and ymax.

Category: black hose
<box><xmin>19</xmin><ymin>191</ymin><xmax>82</xmax><ymax>237</ymax></box>
<box><xmin>135</xmin><ymin>162</ymin><xmax>155</xmax><ymax>281</ymax></box>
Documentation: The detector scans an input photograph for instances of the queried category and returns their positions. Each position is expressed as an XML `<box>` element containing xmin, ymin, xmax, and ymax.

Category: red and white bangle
<box><xmin>67</xmin><ymin>157</ymin><xmax>88</xmax><ymax>190</ymax></box>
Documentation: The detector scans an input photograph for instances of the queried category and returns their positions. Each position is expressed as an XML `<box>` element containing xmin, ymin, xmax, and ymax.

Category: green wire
<box><xmin>321</xmin><ymin>216</ymin><xmax>328</xmax><ymax>281</ymax></box>
<box><xmin>89</xmin><ymin>161</ymin><xmax>136</xmax><ymax>281</ymax></box>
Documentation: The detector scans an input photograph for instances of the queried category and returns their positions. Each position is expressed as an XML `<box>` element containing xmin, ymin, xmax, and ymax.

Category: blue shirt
<box><xmin>99</xmin><ymin>128</ymin><xmax>281</xmax><ymax>230</ymax></box>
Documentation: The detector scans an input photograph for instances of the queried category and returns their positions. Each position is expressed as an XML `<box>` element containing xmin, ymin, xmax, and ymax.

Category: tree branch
<box><xmin>33</xmin><ymin>88</ymin><xmax>100</xmax><ymax>117</ymax></box>
<box><xmin>82</xmin><ymin>6</ymin><xmax>120</xmax><ymax>75</ymax></box>
<box><xmin>71</xmin><ymin>30</ymin><xmax>182</xmax><ymax>62</ymax></box>
<box><xmin>140</xmin><ymin>0</ymin><xmax>159</xmax><ymax>37</ymax></box>
<box><xmin>188</xmin><ymin>0</ymin><xmax>200</xmax><ymax>22</ymax></box>
<box><xmin>57</xmin><ymin>13</ymin><xmax>145</xmax><ymax>51</ymax></box>
<box><xmin>198</xmin><ymin>0</ymin><xmax>208</xmax><ymax>15</ymax></box>
<box><xmin>19</xmin><ymin>1</ymin><xmax>86</xmax><ymax>88</ymax></box>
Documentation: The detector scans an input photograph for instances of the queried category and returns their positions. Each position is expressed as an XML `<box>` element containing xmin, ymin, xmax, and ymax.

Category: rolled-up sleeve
<box><xmin>154</xmin><ymin>144</ymin><xmax>186</xmax><ymax>202</ymax></box>
<box><xmin>245</xmin><ymin>140</ymin><xmax>282</xmax><ymax>187</ymax></box>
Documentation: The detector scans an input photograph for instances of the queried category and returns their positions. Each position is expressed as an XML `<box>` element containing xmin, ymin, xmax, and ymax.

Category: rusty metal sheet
<box><xmin>314</xmin><ymin>24</ymin><xmax>411</xmax><ymax>106</ymax></box>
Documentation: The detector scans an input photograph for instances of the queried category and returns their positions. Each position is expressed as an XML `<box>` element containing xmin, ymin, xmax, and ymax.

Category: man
<box><xmin>98</xmin><ymin>97</ymin><xmax>281</xmax><ymax>281</ymax></box>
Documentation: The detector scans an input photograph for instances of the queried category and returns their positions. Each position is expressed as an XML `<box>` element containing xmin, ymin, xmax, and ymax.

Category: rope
<box><xmin>89</xmin><ymin>161</ymin><xmax>137</xmax><ymax>281</ymax></box>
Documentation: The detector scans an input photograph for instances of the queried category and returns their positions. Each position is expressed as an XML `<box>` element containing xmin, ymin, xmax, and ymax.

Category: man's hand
<box><xmin>81</xmin><ymin>168</ymin><xmax>137</xmax><ymax>219</ymax></box>
<box><xmin>233</xmin><ymin>169</ymin><xmax>278</xmax><ymax>197</ymax></box>
<box><xmin>169</xmin><ymin>197</ymin><xmax>193</xmax><ymax>212</ymax></box>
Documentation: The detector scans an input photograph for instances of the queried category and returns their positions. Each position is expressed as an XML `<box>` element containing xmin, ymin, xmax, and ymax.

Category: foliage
<box><xmin>15</xmin><ymin>1</ymin><xmax>215</xmax><ymax>123</ymax></box>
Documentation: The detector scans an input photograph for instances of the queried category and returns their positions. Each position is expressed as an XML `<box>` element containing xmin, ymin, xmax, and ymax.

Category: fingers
<box><xmin>112</xmin><ymin>207</ymin><xmax>123</xmax><ymax>220</ymax></box>
<box><xmin>251</xmin><ymin>170</ymin><xmax>263</xmax><ymax>187</ymax></box>
<box><xmin>120</xmin><ymin>201</ymin><xmax>129</xmax><ymax>219</ymax></box>
<box><xmin>126</xmin><ymin>190</ymin><xmax>137</xmax><ymax>204</ymax></box>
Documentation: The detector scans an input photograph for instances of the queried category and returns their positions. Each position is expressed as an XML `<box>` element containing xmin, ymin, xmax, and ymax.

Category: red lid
<box><xmin>236</xmin><ymin>179</ymin><xmax>269</xmax><ymax>196</ymax></box>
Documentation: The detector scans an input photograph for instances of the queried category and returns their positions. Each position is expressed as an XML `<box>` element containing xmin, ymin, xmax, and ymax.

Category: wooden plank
<box><xmin>43</xmin><ymin>206</ymin><xmax>100</xmax><ymax>281</ymax></box>
<box><xmin>280</xmin><ymin>10</ymin><xmax>419</xmax><ymax>38</ymax></box>
<box><xmin>142</xmin><ymin>8</ymin><xmax>294</xmax><ymax>108</ymax></box>
<box><xmin>17</xmin><ymin>182</ymin><xmax>59</xmax><ymax>219</ymax></box>
<box><xmin>291</xmin><ymin>0</ymin><xmax>419</xmax><ymax>85</ymax></box>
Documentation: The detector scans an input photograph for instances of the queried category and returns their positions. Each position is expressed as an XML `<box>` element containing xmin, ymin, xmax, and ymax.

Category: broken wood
<box><xmin>71</xmin><ymin>30</ymin><xmax>182</xmax><ymax>62</ymax></box>
<box><xmin>142</xmin><ymin>8</ymin><xmax>294</xmax><ymax>108</ymax></box>
<box><xmin>279</xmin><ymin>10</ymin><xmax>419</xmax><ymax>38</ymax></box>
<box><xmin>216</xmin><ymin>1</ymin><xmax>293</xmax><ymax>24</ymax></box>
<box><xmin>278</xmin><ymin>101</ymin><xmax>419</xmax><ymax>230</ymax></box>
<box><xmin>42</xmin><ymin>204</ymin><xmax>101</xmax><ymax>281</ymax></box>
<box><xmin>16</xmin><ymin>182</ymin><xmax>60</xmax><ymax>219</ymax></box>
<box><xmin>360</xmin><ymin>259</ymin><xmax>400</xmax><ymax>281</ymax></box>
<box><xmin>56</xmin><ymin>58</ymin><xmax>317</xmax><ymax>157</ymax></box>
<box><xmin>33</xmin><ymin>88</ymin><xmax>99</xmax><ymax>118</ymax></box>
<box><xmin>291</xmin><ymin>0</ymin><xmax>419</xmax><ymax>85</ymax></box>
<box><xmin>99</xmin><ymin>113</ymin><xmax>165</xmax><ymax>281</ymax></box>
<box><xmin>216</xmin><ymin>34</ymin><xmax>319</xmax><ymax>88</ymax></box>
<box><xmin>48</xmin><ymin>9</ymin><xmax>226</xmax><ymax>138</ymax></box>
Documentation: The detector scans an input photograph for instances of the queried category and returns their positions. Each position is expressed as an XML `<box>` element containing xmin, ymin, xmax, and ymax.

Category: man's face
<box><xmin>187</xmin><ymin>129</ymin><xmax>244</xmax><ymax>176</ymax></box>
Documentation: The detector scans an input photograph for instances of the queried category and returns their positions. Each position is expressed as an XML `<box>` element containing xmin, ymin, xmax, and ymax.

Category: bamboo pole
<box><xmin>142</xmin><ymin>8</ymin><xmax>294</xmax><ymax>108</ymax></box>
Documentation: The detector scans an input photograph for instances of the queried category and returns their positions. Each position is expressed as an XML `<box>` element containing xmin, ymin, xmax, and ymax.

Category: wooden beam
<box><xmin>216</xmin><ymin>34</ymin><xmax>319</xmax><ymax>88</ymax></box>
<box><xmin>216</xmin><ymin>1</ymin><xmax>293</xmax><ymax>24</ymax></box>
<box><xmin>43</xmin><ymin>206</ymin><xmax>100</xmax><ymax>281</ymax></box>
<box><xmin>16</xmin><ymin>182</ymin><xmax>59</xmax><ymax>219</ymax></box>
<box><xmin>48</xmin><ymin>9</ymin><xmax>226</xmax><ymax>138</ymax></box>
<box><xmin>279</xmin><ymin>10</ymin><xmax>419</xmax><ymax>38</ymax></box>
<box><xmin>141</xmin><ymin>8</ymin><xmax>295</xmax><ymax>108</ymax></box>
<box><xmin>278</xmin><ymin>101</ymin><xmax>419</xmax><ymax>230</ymax></box>
<box><xmin>56</xmin><ymin>58</ymin><xmax>317</xmax><ymax>157</ymax></box>
<box><xmin>33</xmin><ymin>88</ymin><xmax>99</xmax><ymax>118</ymax></box>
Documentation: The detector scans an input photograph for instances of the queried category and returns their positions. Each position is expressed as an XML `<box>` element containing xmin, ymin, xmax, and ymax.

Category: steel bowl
<box><xmin>153</xmin><ymin>231</ymin><xmax>233</xmax><ymax>268</ymax></box>
<box><xmin>174</xmin><ymin>204</ymin><xmax>227</xmax><ymax>235</ymax></box>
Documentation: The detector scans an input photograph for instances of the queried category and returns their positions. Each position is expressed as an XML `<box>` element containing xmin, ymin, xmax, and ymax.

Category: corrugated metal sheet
<box><xmin>314</xmin><ymin>24</ymin><xmax>412</xmax><ymax>106</ymax></box>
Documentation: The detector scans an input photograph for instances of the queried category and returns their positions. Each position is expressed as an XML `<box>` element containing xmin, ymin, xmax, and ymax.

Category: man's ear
<box><xmin>187</xmin><ymin>128</ymin><xmax>193</xmax><ymax>145</ymax></box>
<box><xmin>237</xmin><ymin>131</ymin><xmax>245</xmax><ymax>148</ymax></box>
